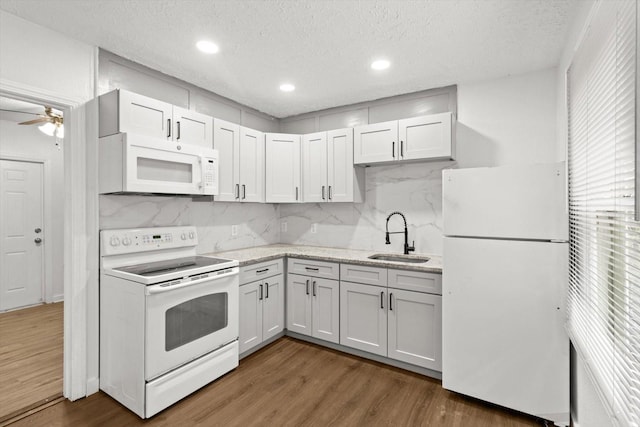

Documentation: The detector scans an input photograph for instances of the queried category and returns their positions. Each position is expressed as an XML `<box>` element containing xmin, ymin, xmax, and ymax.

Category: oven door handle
<box><xmin>145</xmin><ymin>267</ymin><xmax>239</xmax><ymax>295</ymax></box>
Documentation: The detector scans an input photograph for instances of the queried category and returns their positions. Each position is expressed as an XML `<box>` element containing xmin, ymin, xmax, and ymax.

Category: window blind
<box><xmin>567</xmin><ymin>1</ymin><xmax>639</xmax><ymax>426</ymax></box>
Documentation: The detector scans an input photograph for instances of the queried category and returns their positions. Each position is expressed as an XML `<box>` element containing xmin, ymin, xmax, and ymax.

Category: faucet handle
<box><xmin>408</xmin><ymin>241</ymin><xmax>415</xmax><ymax>252</ymax></box>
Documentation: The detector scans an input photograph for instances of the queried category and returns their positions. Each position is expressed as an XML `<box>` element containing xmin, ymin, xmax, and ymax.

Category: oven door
<box><xmin>144</xmin><ymin>268</ymin><xmax>239</xmax><ymax>381</ymax></box>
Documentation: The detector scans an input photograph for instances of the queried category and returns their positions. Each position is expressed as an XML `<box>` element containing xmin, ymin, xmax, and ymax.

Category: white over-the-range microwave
<box><xmin>99</xmin><ymin>132</ymin><xmax>219</xmax><ymax>196</ymax></box>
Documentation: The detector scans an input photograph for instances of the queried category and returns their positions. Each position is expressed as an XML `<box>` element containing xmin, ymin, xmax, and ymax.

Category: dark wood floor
<box><xmin>9</xmin><ymin>337</ymin><xmax>544</xmax><ymax>426</ymax></box>
<box><xmin>0</xmin><ymin>303</ymin><xmax>63</xmax><ymax>423</ymax></box>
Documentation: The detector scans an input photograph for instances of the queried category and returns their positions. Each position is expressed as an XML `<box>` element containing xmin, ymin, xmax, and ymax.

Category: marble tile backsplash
<box><xmin>99</xmin><ymin>195</ymin><xmax>280</xmax><ymax>254</ymax></box>
<box><xmin>99</xmin><ymin>161</ymin><xmax>450</xmax><ymax>256</ymax></box>
<box><xmin>279</xmin><ymin>161</ymin><xmax>451</xmax><ymax>255</ymax></box>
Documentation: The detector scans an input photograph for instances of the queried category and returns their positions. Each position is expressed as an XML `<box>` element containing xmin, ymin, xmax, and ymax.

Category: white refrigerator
<box><xmin>442</xmin><ymin>162</ymin><xmax>569</xmax><ymax>426</ymax></box>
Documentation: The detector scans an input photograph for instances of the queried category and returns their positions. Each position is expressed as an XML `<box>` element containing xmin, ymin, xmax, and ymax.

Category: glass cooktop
<box><xmin>114</xmin><ymin>256</ymin><xmax>233</xmax><ymax>277</ymax></box>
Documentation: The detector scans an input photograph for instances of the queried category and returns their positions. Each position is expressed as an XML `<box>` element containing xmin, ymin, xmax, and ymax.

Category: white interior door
<box><xmin>0</xmin><ymin>159</ymin><xmax>44</xmax><ymax>311</ymax></box>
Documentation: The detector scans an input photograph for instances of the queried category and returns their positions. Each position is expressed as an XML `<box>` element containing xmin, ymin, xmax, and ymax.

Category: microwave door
<box><xmin>125</xmin><ymin>139</ymin><xmax>204</xmax><ymax>195</ymax></box>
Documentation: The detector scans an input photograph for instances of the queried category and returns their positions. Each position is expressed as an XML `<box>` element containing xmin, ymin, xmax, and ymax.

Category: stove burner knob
<box><xmin>110</xmin><ymin>236</ymin><xmax>120</xmax><ymax>247</ymax></box>
<box><xmin>122</xmin><ymin>237</ymin><xmax>131</xmax><ymax>246</ymax></box>
<box><xmin>189</xmin><ymin>232</ymin><xmax>195</xmax><ymax>239</ymax></box>
<box><xmin>181</xmin><ymin>233</ymin><xmax>187</xmax><ymax>240</ymax></box>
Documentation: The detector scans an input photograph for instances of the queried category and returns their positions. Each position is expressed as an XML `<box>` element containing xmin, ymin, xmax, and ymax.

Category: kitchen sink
<box><xmin>368</xmin><ymin>254</ymin><xmax>430</xmax><ymax>263</ymax></box>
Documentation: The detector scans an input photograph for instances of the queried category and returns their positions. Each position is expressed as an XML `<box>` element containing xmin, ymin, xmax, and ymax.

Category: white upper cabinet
<box><xmin>353</xmin><ymin>120</ymin><xmax>398</xmax><ymax>164</ymax></box>
<box><xmin>302</xmin><ymin>132</ymin><xmax>328</xmax><ymax>203</ymax></box>
<box><xmin>399</xmin><ymin>113</ymin><xmax>452</xmax><ymax>160</ymax></box>
<box><xmin>354</xmin><ymin>112</ymin><xmax>454</xmax><ymax>165</ymax></box>
<box><xmin>327</xmin><ymin>128</ymin><xmax>356</xmax><ymax>202</ymax></box>
<box><xmin>265</xmin><ymin>133</ymin><xmax>301</xmax><ymax>203</ymax></box>
<box><xmin>214</xmin><ymin>119</ymin><xmax>264</xmax><ymax>202</ymax></box>
<box><xmin>171</xmin><ymin>106</ymin><xmax>214</xmax><ymax>148</ymax></box>
<box><xmin>302</xmin><ymin>128</ymin><xmax>362</xmax><ymax>203</ymax></box>
<box><xmin>239</xmin><ymin>127</ymin><xmax>265</xmax><ymax>203</ymax></box>
<box><xmin>99</xmin><ymin>89</ymin><xmax>213</xmax><ymax>148</ymax></box>
<box><xmin>213</xmin><ymin>119</ymin><xmax>240</xmax><ymax>201</ymax></box>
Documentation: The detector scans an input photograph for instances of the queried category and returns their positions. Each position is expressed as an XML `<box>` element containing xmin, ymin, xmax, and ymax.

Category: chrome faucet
<box><xmin>385</xmin><ymin>211</ymin><xmax>415</xmax><ymax>255</ymax></box>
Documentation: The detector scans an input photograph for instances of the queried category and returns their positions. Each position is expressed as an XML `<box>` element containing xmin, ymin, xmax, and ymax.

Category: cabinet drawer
<box><xmin>340</xmin><ymin>264</ymin><xmax>387</xmax><ymax>287</ymax></box>
<box><xmin>240</xmin><ymin>259</ymin><xmax>283</xmax><ymax>284</ymax></box>
<box><xmin>288</xmin><ymin>258</ymin><xmax>339</xmax><ymax>280</ymax></box>
<box><xmin>388</xmin><ymin>269</ymin><xmax>442</xmax><ymax>295</ymax></box>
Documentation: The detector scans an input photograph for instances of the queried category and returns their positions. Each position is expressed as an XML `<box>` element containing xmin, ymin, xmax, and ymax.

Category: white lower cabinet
<box><xmin>340</xmin><ymin>267</ymin><xmax>443</xmax><ymax>371</ymax></box>
<box><xmin>287</xmin><ymin>273</ymin><xmax>340</xmax><ymax>344</ymax></box>
<box><xmin>239</xmin><ymin>262</ymin><xmax>284</xmax><ymax>354</ymax></box>
<box><xmin>339</xmin><ymin>281</ymin><xmax>387</xmax><ymax>356</ymax></box>
<box><xmin>388</xmin><ymin>288</ymin><xmax>442</xmax><ymax>371</ymax></box>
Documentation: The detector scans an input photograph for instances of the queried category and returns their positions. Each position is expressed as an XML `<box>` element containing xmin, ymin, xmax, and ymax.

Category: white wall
<box><xmin>280</xmin><ymin>68</ymin><xmax>558</xmax><ymax>255</ymax></box>
<box><xmin>0</xmin><ymin>11</ymin><xmax>95</xmax><ymax>104</ymax></box>
<box><xmin>0</xmin><ymin>120</ymin><xmax>64</xmax><ymax>301</ymax></box>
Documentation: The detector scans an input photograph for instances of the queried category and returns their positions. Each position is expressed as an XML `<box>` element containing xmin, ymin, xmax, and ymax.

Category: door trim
<box><xmin>0</xmin><ymin>156</ymin><xmax>53</xmax><ymax>304</ymax></box>
<box><xmin>1</xmin><ymin>60</ymin><xmax>98</xmax><ymax>401</ymax></box>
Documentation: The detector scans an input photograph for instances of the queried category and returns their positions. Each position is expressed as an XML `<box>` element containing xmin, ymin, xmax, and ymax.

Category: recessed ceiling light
<box><xmin>280</xmin><ymin>83</ymin><xmax>295</xmax><ymax>92</ymax></box>
<box><xmin>196</xmin><ymin>40</ymin><xmax>219</xmax><ymax>54</ymax></box>
<box><xmin>371</xmin><ymin>59</ymin><xmax>391</xmax><ymax>70</ymax></box>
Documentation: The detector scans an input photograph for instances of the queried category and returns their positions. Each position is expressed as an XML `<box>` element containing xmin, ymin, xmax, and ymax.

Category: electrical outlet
<box><xmin>311</xmin><ymin>223</ymin><xmax>317</xmax><ymax>234</ymax></box>
<box><xmin>231</xmin><ymin>225</ymin><xmax>238</xmax><ymax>236</ymax></box>
<box><xmin>280</xmin><ymin>221</ymin><xmax>287</xmax><ymax>233</ymax></box>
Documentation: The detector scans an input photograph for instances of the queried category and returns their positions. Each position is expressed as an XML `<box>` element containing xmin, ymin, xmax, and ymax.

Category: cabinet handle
<box><xmin>389</xmin><ymin>293</ymin><xmax>393</xmax><ymax>311</ymax></box>
<box><xmin>256</xmin><ymin>268</ymin><xmax>269</xmax><ymax>274</ymax></box>
<box><xmin>328</xmin><ymin>186</ymin><xmax>332</xmax><ymax>200</ymax></box>
<box><xmin>392</xmin><ymin>141</ymin><xmax>395</xmax><ymax>158</ymax></box>
<box><xmin>306</xmin><ymin>280</ymin><xmax>309</xmax><ymax>295</ymax></box>
<box><xmin>259</xmin><ymin>284</ymin><xmax>263</xmax><ymax>300</ymax></box>
<box><xmin>400</xmin><ymin>140</ymin><xmax>403</xmax><ymax>157</ymax></box>
<box><xmin>176</xmin><ymin>121</ymin><xmax>181</xmax><ymax>140</ymax></box>
<box><xmin>235</xmin><ymin>183</ymin><xmax>240</xmax><ymax>199</ymax></box>
<box><xmin>242</xmin><ymin>184</ymin><xmax>246</xmax><ymax>200</ymax></box>
<box><xmin>265</xmin><ymin>282</ymin><xmax>269</xmax><ymax>299</ymax></box>
<box><xmin>305</xmin><ymin>267</ymin><xmax>319</xmax><ymax>272</ymax></box>
<box><xmin>296</xmin><ymin>186</ymin><xmax>299</xmax><ymax>201</ymax></box>
<box><xmin>313</xmin><ymin>281</ymin><xmax>317</xmax><ymax>297</ymax></box>
<box><xmin>167</xmin><ymin>119</ymin><xmax>171</xmax><ymax>138</ymax></box>
<box><xmin>322</xmin><ymin>185</ymin><xmax>325</xmax><ymax>200</ymax></box>
<box><xmin>380</xmin><ymin>291</ymin><xmax>384</xmax><ymax>309</ymax></box>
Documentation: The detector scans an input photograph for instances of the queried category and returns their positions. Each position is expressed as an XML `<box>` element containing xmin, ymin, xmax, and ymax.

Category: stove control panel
<box><xmin>101</xmin><ymin>226</ymin><xmax>198</xmax><ymax>255</ymax></box>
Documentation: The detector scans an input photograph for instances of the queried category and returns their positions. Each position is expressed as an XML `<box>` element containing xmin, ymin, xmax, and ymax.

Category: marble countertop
<box><xmin>205</xmin><ymin>244</ymin><xmax>442</xmax><ymax>274</ymax></box>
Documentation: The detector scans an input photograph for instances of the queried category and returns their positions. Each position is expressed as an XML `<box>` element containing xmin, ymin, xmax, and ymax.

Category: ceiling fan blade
<box><xmin>0</xmin><ymin>109</ymin><xmax>42</xmax><ymax>116</ymax></box>
<box><xmin>18</xmin><ymin>117</ymin><xmax>51</xmax><ymax>125</ymax></box>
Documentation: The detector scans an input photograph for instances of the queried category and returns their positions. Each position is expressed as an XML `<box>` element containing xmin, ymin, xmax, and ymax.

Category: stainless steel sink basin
<box><xmin>368</xmin><ymin>254</ymin><xmax>430</xmax><ymax>263</ymax></box>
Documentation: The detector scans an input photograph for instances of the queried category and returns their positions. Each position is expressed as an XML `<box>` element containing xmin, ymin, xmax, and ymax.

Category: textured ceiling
<box><xmin>0</xmin><ymin>0</ymin><xmax>580</xmax><ymax>118</ymax></box>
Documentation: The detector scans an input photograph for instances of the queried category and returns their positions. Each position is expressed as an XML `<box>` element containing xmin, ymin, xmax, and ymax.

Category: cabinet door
<box><xmin>327</xmin><ymin>128</ymin><xmax>354</xmax><ymax>202</ymax></box>
<box><xmin>311</xmin><ymin>278</ymin><xmax>340</xmax><ymax>344</ymax></box>
<box><xmin>302</xmin><ymin>132</ymin><xmax>328</xmax><ymax>203</ymax></box>
<box><xmin>172</xmin><ymin>106</ymin><xmax>213</xmax><ymax>148</ymax></box>
<box><xmin>118</xmin><ymin>90</ymin><xmax>173</xmax><ymax>140</ymax></box>
<box><xmin>286</xmin><ymin>274</ymin><xmax>312</xmax><ymax>336</ymax></box>
<box><xmin>262</xmin><ymin>275</ymin><xmax>284</xmax><ymax>341</ymax></box>
<box><xmin>239</xmin><ymin>127</ymin><xmax>265</xmax><ymax>202</ymax></box>
<box><xmin>213</xmin><ymin>119</ymin><xmax>240</xmax><ymax>201</ymax></box>
<box><xmin>399</xmin><ymin>113</ymin><xmax>452</xmax><ymax>160</ymax></box>
<box><xmin>353</xmin><ymin>120</ymin><xmax>398</xmax><ymax>164</ymax></box>
<box><xmin>265</xmin><ymin>133</ymin><xmax>301</xmax><ymax>203</ymax></box>
<box><xmin>388</xmin><ymin>289</ymin><xmax>442</xmax><ymax>371</ymax></box>
<box><xmin>239</xmin><ymin>281</ymin><xmax>262</xmax><ymax>354</ymax></box>
<box><xmin>339</xmin><ymin>281</ymin><xmax>387</xmax><ymax>356</ymax></box>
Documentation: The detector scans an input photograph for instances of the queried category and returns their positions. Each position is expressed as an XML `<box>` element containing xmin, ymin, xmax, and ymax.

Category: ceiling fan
<box><xmin>0</xmin><ymin>106</ymin><xmax>65</xmax><ymax>138</ymax></box>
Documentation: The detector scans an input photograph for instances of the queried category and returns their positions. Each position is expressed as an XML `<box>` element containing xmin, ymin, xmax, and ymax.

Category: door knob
<box><xmin>34</xmin><ymin>238</ymin><xmax>42</xmax><ymax>244</ymax></box>
<box><xmin>35</xmin><ymin>227</ymin><xmax>42</xmax><ymax>233</ymax></box>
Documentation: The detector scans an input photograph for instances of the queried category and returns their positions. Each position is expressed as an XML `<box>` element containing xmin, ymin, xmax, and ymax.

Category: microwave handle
<box><xmin>145</xmin><ymin>267</ymin><xmax>239</xmax><ymax>295</ymax></box>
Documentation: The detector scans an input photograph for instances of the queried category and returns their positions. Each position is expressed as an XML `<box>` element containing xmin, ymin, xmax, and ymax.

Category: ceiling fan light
<box><xmin>55</xmin><ymin>124</ymin><xmax>64</xmax><ymax>139</ymax></box>
<box><xmin>38</xmin><ymin>122</ymin><xmax>56</xmax><ymax>136</ymax></box>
